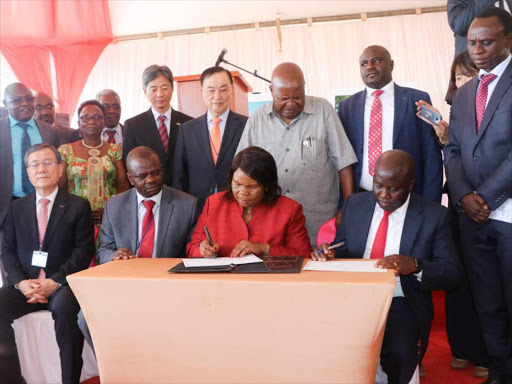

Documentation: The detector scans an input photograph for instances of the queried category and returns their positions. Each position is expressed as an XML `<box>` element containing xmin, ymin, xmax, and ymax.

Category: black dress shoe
<box><xmin>480</xmin><ymin>378</ymin><xmax>504</xmax><ymax>384</ymax></box>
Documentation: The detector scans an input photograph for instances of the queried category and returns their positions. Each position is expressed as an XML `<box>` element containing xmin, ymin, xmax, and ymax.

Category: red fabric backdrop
<box><xmin>0</xmin><ymin>0</ymin><xmax>112</xmax><ymax>115</ymax></box>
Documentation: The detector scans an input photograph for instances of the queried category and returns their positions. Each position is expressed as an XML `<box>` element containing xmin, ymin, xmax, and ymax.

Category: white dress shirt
<box><xmin>101</xmin><ymin>124</ymin><xmax>123</xmax><ymax>145</ymax></box>
<box><xmin>151</xmin><ymin>107</ymin><xmax>172</xmax><ymax>135</ymax></box>
<box><xmin>207</xmin><ymin>108</ymin><xmax>230</xmax><ymax>141</ymax></box>
<box><xmin>360</xmin><ymin>80</ymin><xmax>395</xmax><ymax>191</ymax></box>
<box><xmin>363</xmin><ymin>194</ymin><xmax>411</xmax><ymax>297</ymax></box>
<box><xmin>136</xmin><ymin>190</ymin><xmax>162</xmax><ymax>258</ymax></box>
<box><xmin>477</xmin><ymin>54</ymin><xmax>511</xmax><ymax>108</ymax></box>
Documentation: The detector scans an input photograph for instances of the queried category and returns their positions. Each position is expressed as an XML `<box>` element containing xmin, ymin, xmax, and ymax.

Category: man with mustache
<box><xmin>77</xmin><ymin>146</ymin><xmax>199</xmax><ymax>349</ymax></box>
<box><xmin>338</xmin><ymin>45</ymin><xmax>443</xmax><ymax>205</ymax></box>
<box><xmin>34</xmin><ymin>91</ymin><xmax>79</xmax><ymax>145</ymax></box>
<box><xmin>96</xmin><ymin>89</ymin><xmax>124</xmax><ymax>145</ymax></box>
<box><xmin>0</xmin><ymin>84</ymin><xmax>60</xmax><ymax>286</ymax></box>
<box><xmin>237</xmin><ymin>62</ymin><xmax>357</xmax><ymax>246</ymax></box>
<box><xmin>444</xmin><ymin>8</ymin><xmax>512</xmax><ymax>384</ymax></box>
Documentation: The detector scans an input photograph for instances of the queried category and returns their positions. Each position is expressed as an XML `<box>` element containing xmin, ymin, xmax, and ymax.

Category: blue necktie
<box><xmin>19</xmin><ymin>122</ymin><xmax>35</xmax><ymax>195</ymax></box>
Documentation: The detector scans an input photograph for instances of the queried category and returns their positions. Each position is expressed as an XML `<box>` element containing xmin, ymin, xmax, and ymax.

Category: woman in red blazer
<box><xmin>187</xmin><ymin>146</ymin><xmax>312</xmax><ymax>258</ymax></box>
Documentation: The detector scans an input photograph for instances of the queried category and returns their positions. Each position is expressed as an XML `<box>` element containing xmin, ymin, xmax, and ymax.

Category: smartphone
<box><xmin>420</xmin><ymin>105</ymin><xmax>441</xmax><ymax>125</ymax></box>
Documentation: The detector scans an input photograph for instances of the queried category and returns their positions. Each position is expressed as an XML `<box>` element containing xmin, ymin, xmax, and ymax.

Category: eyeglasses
<box><xmin>27</xmin><ymin>160</ymin><xmax>59</xmax><ymax>170</ymax></box>
<box><xmin>102</xmin><ymin>103</ymin><xmax>121</xmax><ymax>110</ymax></box>
<box><xmin>35</xmin><ymin>104</ymin><xmax>55</xmax><ymax>111</ymax></box>
<box><xmin>5</xmin><ymin>96</ymin><xmax>35</xmax><ymax>105</ymax></box>
<box><xmin>79</xmin><ymin>114</ymin><xmax>105</xmax><ymax>122</ymax></box>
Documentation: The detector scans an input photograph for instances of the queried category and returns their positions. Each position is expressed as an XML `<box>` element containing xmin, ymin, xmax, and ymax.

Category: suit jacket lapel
<box><xmin>353</xmin><ymin>193</ymin><xmax>377</xmax><ymax>256</ymax></box>
<box><xmin>476</xmin><ymin>62</ymin><xmax>512</xmax><ymax>143</ymax></box>
<box><xmin>168</xmin><ymin>109</ymin><xmax>183</xmax><ymax>159</ymax></box>
<box><xmin>393</xmin><ymin>84</ymin><xmax>407</xmax><ymax>145</ymax></box>
<box><xmin>399</xmin><ymin>194</ymin><xmax>424</xmax><ymax>257</ymax></box>
<box><xmin>156</xmin><ymin>187</ymin><xmax>174</xmax><ymax>257</ymax></box>
<box><xmin>41</xmin><ymin>190</ymin><xmax>67</xmax><ymax>250</ymax></box>
<box><xmin>127</xmin><ymin>189</ymin><xmax>138</xmax><ymax>251</ymax></box>
<box><xmin>355</xmin><ymin>91</ymin><xmax>366</xmax><ymax>154</ymax></box>
<box><xmin>217</xmin><ymin>111</ymin><xmax>240</xmax><ymax>164</ymax></box>
<box><xmin>195</xmin><ymin>114</ymin><xmax>216</xmax><ymax>167</ymax></box>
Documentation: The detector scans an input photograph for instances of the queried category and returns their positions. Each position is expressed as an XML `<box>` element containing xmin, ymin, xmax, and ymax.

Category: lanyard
<box><xmin>135</xmin><ymin>215</ymin><xmax>155</xmax><ymax>253</ymax></box>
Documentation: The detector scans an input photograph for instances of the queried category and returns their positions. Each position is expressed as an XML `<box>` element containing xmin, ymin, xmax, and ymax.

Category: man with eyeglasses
<box><xmin>96</xmin><ymin>89</ymin><xmax>124</xmax><ymax>145</ymax></box>
<box><xmin>173</xmin><ymin>66</ymin><xmax>248</xmax><ymax>209</ymax></box>
<box><xmin>0</xmin><ymin>83</ymin><xmax>60</xmax><ymax>287</ymax></box>
<box><xmin>34</xmin><ymin>91</ymin><xmax>80</xmax><ymax>145</ymax></box>
<box><xmin>0</xmin><ymin>143</ymin><xmax>94</xmax><ymax>384</ymax></box>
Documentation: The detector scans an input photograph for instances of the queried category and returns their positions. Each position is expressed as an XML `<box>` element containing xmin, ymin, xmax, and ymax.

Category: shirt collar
<box><xmin>478</xmin><ymin>54</ymin><xmax>512</xmax><ymax>80</ymax></box>
<box><xmin>267</xmin><ymin>96</ymin><xmax>314</xmax><ymax>122</ymax></box>
<box><xmin>8</xmin><ymin>115</ymin><xmax>38</xmax><ymax>130</ymax></box>
<box><xmin>36</xmin><ymin>186</ymin><xmax>59</xmax><ymax>205</ymax></box>
<box><xmin>207</xmin><ymin>108</ymin><xmax>230</xmax><ymax>124</ymax></box>
<box><xmin>365</xmin><ymin>80</ymin><xmax>395</xmax><ymax>99</ymax></box>
<box><xmin>136</xmin><ymin>189</ymin><xmax>163</xmax><ymax>209</ymax></box>
<box><xmin>374</xmin><ymin>193</ymin><xmax>411</xmax><ymax>218</ymax></box>
<box><xmin>151</xmin><ymin>106</ymin><xmax>172</xmax><ymax>122</ymax></box>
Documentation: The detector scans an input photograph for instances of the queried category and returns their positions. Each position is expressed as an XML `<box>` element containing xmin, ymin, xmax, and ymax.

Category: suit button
<box><xmin>286</xmin><ymin>127</ymin><xmax>290</xmax><ymax>131</ymax></box>
<box><xmin>286</xmin><ymin>148</ymin><xmax>289</xmax><ymax>152</ymax></box>
<box><xmin>286</xmin><ymin>189</ymin><xmax>290</xmax><ymax>193</ymax></box>
<box><xmin>473</xmin><ymin>157</ymin><xmax>480</xmax><ymax>161</ymax></box>
<box><xmin>285</xmin><ymin>169</ymin><xmax>288</xmax><ymax>172</ymax></box>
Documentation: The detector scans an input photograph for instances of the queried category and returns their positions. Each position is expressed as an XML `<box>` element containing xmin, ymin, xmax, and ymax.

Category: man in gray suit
<box><xmin>0</xmin><ymin>83</ymin><xmax>60</xmax><ymax>286</ymax></box>
<box><xmin>78</xmin><ymin>146</ymin><xmax>199</xmax><ymax>347</ymax></box>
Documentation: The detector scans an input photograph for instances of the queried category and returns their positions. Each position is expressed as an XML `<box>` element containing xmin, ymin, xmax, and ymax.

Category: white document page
<box><xmin>304</xmin><ymin>260</ymin><xmax>387</xmax><ymax>272</ymax></box>
<box><xmin>183</xmin><ymin>254</ymin><xmax>263</xmax><ymax>267</ymax></box>
<box><xmin>489</xmin><ymin>198</ymin><xmax>512</xmax><ymax>224</ymax></box>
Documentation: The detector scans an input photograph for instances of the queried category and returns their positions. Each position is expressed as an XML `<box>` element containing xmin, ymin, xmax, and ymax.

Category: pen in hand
<box><xmin>316</xmin><ymin>241</ymin><xmax>345</xmax><ymax>254</ymax></box>
<box><xmin>204</xmin><ymin>226</ymin><xmax>217</xmax><ymax>259</ymax></box>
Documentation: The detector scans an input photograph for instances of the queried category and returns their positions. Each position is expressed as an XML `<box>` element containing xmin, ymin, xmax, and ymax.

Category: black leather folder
<box><xmin>169</xmin><ymin>256</ymin><xmax>303</xmax><ymax>274</ymax></box>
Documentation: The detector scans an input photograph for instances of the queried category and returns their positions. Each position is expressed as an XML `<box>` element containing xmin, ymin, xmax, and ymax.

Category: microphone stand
<box><xmin>219</xmin><ymin>59</ymin><xmax>271</xmax><ymax>84</ymax></box>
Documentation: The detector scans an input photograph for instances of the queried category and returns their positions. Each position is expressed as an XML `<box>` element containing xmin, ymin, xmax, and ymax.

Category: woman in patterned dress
<box><xmin>58</xmin><ymin>100</ymin><xmax>130</xmax><ymax>230</ymax></box>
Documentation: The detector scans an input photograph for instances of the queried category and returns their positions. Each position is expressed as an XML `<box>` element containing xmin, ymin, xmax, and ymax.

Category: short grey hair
<box><xmin>24</xmin><ymin>143</ymin><xmax>62</xmax><ymax>167</ymax></box>
<box><xmin>142</xmin><ymin>65</ymin><xmax>174</xmax><ymax>90</ymax></box>
<box><xmin>95</xmin><ymin>89</ymin><xmax>120</xmax><ymax>101</ymax></box>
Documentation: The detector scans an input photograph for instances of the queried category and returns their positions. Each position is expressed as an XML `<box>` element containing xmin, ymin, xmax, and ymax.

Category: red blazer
<box><xmin>187</xmin><ymin>192</ymin><xmax>312</xmax><ymax>257</ymax></box>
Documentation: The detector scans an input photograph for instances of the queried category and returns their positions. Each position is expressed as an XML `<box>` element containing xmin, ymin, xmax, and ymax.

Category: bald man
<box><xmin>338</xmin><ymin>45</ymin><xmax>443</xmax><ymax>206</ymax></box>
<box><xmin>34</xmin><ymin>91</ymin><xmax>79</xmax><ymax>144</ymax></box>
<box><xmin>312</xmin><ymin>150</ymin><xmax>461</xmax><ymax>384</ymax></box>
<box><xmin>237</xmin><ymin>62</ymin><xmax>357</xmax><ymax>245</ymax></box>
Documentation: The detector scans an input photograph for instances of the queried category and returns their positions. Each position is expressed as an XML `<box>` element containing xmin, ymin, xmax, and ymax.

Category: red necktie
<box><xmin>368</xmin><ymin>90</ymin><xmax>384</xmax><ymax>176</ymax></box>
<box><xmin>475</xmin><ymin>73</ymin><xmax>497</xmax><ymax>132</ymax></box>
<box><xmin>370</xmin><ymin>210</ymin><xmax>392</xmax><ymax>259</ymax></box>
<box><xmin>157</xmin><ymin>115</ymin><xmax>169</xmax><ymax>152</ymax></box>
<box><xmin>37</xmin><ymin>198</ymin><xmax>50</xmax><ymax>278</ymax></box>
<box><xmin>105</xmin><ymin>129</ymin><xmax>116</xmax><ymax>144</ymax></box>
<box><xmin>210</xmin><ymin>117</ymin><xmax>222</xmax><ymax>164</ymax></box>
<box><xmin>138</xmin><ymin>200</ymin><xmax>156</xmax><ymax>258</ymax></box>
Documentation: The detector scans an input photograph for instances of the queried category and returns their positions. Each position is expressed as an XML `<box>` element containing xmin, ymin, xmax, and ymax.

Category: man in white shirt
<box><xmin>96</xmin><ymin>89</ymin><xmax>124</xmax><ymax>146</ymax></box>
<box><xmin>0</xmin><ymin>143</ymin><xmax>94</xmax><ymax>384</ymax></box>
<box><xmin>444</xmin><ymin>8</ymin><xmax>512</xmax><ymax>384</ymax></box>
<box><xmin>338</xmin><ymin>45</ymin><xmax>443</xmax><ymax>204</ymax></box>
<box><xmin>122</xmin><ymin>65</ymin><xmax>192</xmax><ymax>186</ymax></box>
<box><xmin>313</xmin><ymin>150</ymin><xmax>461</xmax><ymax>384</ymax></box>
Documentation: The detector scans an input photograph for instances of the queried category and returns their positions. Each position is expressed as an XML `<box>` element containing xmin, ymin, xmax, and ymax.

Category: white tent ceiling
<box><xmin>109</xmin><ymin>0</ymin><xmax>446</xmax><ymax>36</ymax></box>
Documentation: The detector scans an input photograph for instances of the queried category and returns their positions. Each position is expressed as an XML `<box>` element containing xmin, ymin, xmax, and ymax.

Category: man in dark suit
<box><xmin>0</xmin><ymin>83</ymin><xmax>61</xmax><ymax>287</ymax></box>
<box><xmin>338</xmin><ymin>45</ymin><xmax>443</xmax><ymax>203</ymax></box>
<box><xmin>173</xmin><ymin>67</ymin><xmax>248</xmax><ymax>208</ymax></box>
<box><xmin>444</xmin><ymin>9</ymin><xmax>512</xmax><ymax>384</ymax></box>
<box><xmin>0</xmin><ymin>143</ymin><xmax>95</xmax><ymax>384</ymax></box>
<box><xmin>77</xmin><ymin>146</ymin><xmax>198</xmax><ymax>349</ymax></box>
<box><xmin>122</xmin><ymin>65</ymin><xmax>192</xmax><ymax>186</ymax></box>
<box><xmin>448</xmin><ymin>0</ymin><xmax>511</xmax><ymax>57</ymax></box>
<box><xmin>96</xmin><ymin>89</ymin><xmax>124</xmax><ymax>145</ymax></box>
<box><xmin>313</xmin><ymin>150</ymin><xmax>461</xmax><ymax>384</ymax></box>
<box><xmin>34</xmin><ymin>91</ymin><xmax>80</xmax><ymax>145</ymax></box>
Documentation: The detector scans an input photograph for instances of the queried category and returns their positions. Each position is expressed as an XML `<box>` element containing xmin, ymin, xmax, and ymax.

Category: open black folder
<box><xmin>169</xmin><ymin>256</ymin><xmax>304</xmax><ymax>274</ymax></box>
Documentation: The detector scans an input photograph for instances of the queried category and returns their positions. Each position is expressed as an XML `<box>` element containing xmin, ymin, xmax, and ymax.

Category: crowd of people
<box><xmin>0</xmin><ymin>5</ymin><xmax>510</xmax><ymax>384</ymax></box>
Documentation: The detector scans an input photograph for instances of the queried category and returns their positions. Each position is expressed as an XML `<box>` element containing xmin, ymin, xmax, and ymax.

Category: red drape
<box><xmin>0</xmin><ymin>0</ymin><xmax>112</xmax><ymax>115</ymax></box>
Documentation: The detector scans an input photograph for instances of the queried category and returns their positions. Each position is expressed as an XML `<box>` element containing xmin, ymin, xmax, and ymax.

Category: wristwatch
<box><xmin>414</xmin><ymin>258</ymin><xmax>423</xmax><ymax>273</ymax></box>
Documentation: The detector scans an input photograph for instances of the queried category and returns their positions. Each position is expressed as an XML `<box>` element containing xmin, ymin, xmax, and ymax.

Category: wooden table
<box><xmin>67</xmin><ymin>258</ymin><xmax>395</xmax><ymax>384</ymax></box>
